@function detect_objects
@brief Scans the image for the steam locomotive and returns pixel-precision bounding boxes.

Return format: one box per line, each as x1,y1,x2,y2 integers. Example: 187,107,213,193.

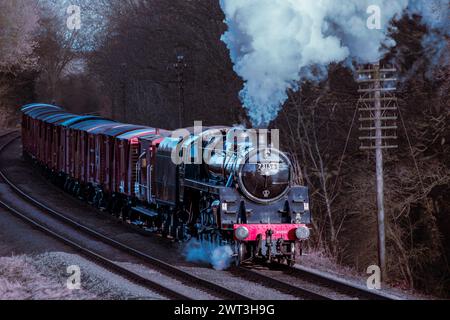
21,103,311,266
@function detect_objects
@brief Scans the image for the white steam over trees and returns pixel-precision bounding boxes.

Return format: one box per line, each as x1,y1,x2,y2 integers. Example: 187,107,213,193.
219,0,449,126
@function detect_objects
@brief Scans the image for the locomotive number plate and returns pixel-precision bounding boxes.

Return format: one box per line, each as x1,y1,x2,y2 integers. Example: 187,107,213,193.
257,163,279,175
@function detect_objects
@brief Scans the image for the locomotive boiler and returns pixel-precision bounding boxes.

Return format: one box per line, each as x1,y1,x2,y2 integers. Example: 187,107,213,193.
21,103,311,266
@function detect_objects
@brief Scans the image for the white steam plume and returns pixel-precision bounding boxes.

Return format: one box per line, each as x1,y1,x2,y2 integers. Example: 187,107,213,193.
407,0,450,69
183,240,234,270
220,0,449,126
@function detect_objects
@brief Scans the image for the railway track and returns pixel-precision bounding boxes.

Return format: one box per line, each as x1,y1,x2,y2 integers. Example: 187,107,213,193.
0,130,18,140
0,133,397,300
235,264,397,300
0,134,250,300
231,266,331,300
285,265,397,300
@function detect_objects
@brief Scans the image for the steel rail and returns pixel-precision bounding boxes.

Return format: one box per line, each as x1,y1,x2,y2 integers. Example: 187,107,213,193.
233,267,331,300
0,198,191,300
285,265,398,300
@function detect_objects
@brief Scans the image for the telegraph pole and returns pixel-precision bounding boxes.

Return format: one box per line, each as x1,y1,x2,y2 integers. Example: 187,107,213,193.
373,64,386,281
357,63,398,282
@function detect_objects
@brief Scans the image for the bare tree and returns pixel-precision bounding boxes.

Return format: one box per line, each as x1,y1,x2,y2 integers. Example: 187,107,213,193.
0,0,40,127
0,0,40,73
280,82,356,256
33,2,93,103
88,0,244,128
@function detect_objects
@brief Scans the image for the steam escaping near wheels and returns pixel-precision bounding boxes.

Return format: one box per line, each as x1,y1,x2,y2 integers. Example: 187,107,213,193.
183,240,234,271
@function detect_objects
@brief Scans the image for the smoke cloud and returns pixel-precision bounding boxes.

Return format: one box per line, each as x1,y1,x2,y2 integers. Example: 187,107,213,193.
220,0,449,126
183,240,234,270
406,0,450,69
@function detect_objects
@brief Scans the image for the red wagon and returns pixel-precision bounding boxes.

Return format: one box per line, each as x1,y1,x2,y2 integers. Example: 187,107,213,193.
22,105,61,159
112,128,157,197
95,125,146,194
58,116,103,177
67,119,116,183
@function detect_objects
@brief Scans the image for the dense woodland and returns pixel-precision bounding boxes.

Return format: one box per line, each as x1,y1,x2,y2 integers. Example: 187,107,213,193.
0,0,448,296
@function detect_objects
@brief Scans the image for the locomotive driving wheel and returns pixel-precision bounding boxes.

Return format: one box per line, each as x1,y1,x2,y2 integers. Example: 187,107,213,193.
234,242,247,266
287,242,296,267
